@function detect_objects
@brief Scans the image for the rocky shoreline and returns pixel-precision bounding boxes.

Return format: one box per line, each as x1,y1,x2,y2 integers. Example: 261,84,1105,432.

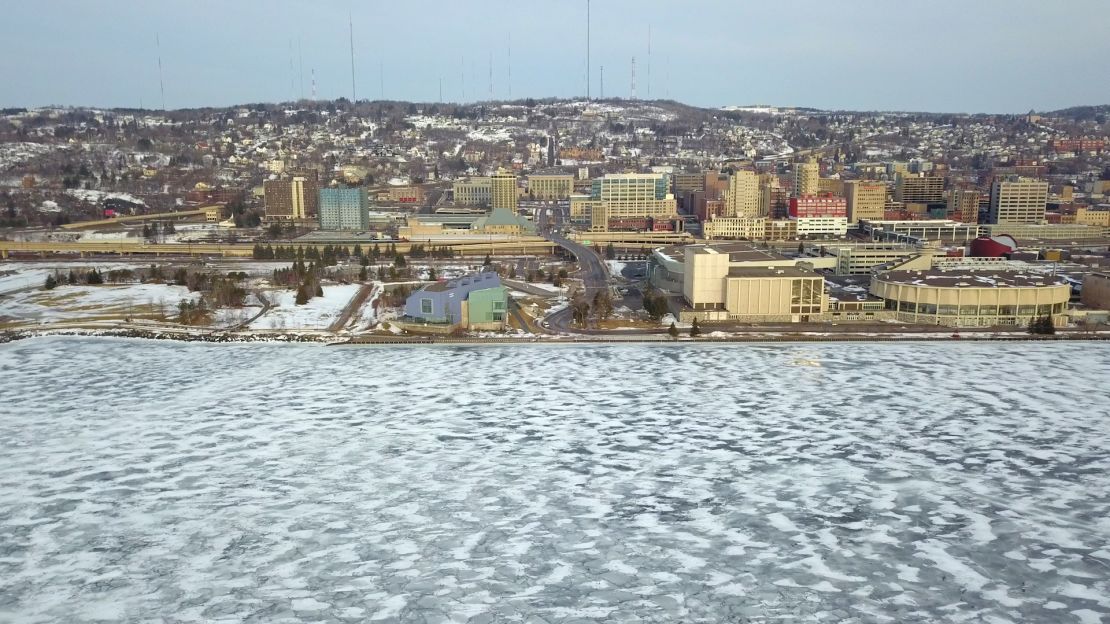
3,325,1108,346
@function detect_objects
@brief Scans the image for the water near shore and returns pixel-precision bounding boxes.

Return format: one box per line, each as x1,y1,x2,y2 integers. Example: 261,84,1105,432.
2,338,1109,622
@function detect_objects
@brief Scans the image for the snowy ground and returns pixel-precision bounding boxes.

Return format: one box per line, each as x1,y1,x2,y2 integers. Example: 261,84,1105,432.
249,283,361,330
0,340,1108,622
0,282,196,324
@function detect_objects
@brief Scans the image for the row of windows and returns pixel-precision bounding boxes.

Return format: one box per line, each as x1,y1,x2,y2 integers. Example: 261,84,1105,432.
883,300,1064,316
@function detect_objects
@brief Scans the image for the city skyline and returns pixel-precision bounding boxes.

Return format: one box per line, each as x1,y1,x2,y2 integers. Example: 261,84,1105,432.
1,0,1109,113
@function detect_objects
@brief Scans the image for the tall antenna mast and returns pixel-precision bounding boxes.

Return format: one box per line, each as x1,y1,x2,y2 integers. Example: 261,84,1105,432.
461,55,466,102
311,67,316,100
298,38,304,100
586,0,591,100
289,39,296,100
488,52,493,101
348,12,356,101
156,33,166,110
631,56,636,100
647,25,651,99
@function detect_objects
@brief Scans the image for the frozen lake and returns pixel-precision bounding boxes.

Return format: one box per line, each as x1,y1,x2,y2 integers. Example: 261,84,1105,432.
1,338,1109,623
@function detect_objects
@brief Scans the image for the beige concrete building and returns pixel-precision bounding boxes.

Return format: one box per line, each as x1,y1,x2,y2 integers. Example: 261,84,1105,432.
526,174,574,200
1081,272,1110,310
703,216,768,240
572,173,677,232
948,188,981,223
895,173,945,204
1075,206,1110,227
681,246,826,322
490,169,518,211
818,178,845,196
871,269,1070,327
453,177,492,206
844,181,887,223
989,176,1048,224
793,158,819,197
726,170,761,217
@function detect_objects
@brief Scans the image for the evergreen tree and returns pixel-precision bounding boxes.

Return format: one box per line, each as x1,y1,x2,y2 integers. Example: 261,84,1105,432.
295,284,309,305
668,322,679,338
44,274,57,290
690,317,701,337
359,266,368,281
483,254,492,267
428,267,437,281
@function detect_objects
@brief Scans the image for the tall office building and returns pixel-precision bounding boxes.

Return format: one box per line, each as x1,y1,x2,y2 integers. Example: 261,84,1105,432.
844,181,887,223
726,170,761,217
490,169,518,211
570,172,677,232
947,188,981,223
989,177,1048,224
264,173,319,221
318,187,370,230
895,173,944,204
793,158,819,197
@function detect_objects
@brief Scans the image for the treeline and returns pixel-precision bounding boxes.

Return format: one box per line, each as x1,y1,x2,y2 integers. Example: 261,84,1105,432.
251,243,456,263
272,261,324,306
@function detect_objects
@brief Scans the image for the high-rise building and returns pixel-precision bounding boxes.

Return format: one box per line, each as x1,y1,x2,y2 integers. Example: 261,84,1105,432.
264,174,319,221
570,172,677,232
989,177,1048,224
526,174,574,200
726,170,760,218
844,181,887,223
947,188,980,223
453,177,492,206
895,173,944,204
793,158,819,197
490,169,518,211
318,187,370,230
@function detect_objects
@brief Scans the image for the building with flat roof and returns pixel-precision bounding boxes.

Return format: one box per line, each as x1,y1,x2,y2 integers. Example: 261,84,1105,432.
682,245,826,322
793,158,819,197
649,241,834,294
844,181,887,223
895,173,945,204
871,268,1070,327
989,176,1048,224
861,219,982,243
726,170,761,217
948,188,981,223
264,175,319,222
453,177,492,206
490,169,518,211
526,174,574,200
318,187,370,231
571,172,678,232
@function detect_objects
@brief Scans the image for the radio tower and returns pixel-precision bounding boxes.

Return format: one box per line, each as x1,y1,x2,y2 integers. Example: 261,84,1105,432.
631,56,636,100
155,33,166,110
586,0,591,100
311,68,316,100
348,12,356,101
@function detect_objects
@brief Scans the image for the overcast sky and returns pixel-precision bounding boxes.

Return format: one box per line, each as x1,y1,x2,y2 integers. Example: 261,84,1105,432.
2,0,1108,113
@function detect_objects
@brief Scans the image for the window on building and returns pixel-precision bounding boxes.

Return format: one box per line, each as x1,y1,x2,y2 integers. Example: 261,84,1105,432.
492,301,505,311
420,298,433,315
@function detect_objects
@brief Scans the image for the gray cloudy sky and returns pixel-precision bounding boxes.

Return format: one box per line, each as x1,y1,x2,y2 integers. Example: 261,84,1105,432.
1,0,1107,113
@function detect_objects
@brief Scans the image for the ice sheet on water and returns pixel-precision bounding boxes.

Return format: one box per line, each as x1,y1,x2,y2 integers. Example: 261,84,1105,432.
0,339,1108,622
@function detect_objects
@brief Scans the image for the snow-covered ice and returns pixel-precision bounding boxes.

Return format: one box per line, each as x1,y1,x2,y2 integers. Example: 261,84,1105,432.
0,340,1108,622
